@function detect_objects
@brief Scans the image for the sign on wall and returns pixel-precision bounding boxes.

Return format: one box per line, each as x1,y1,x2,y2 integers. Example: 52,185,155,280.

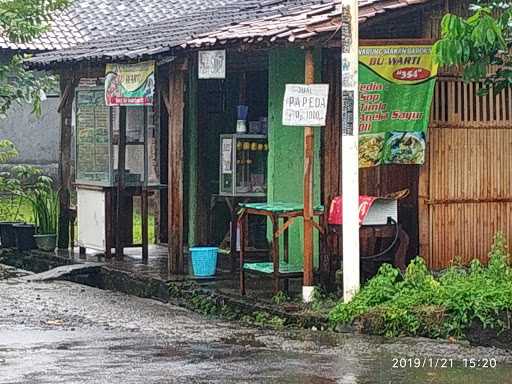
198,50,226,79
105,61,155,106
282,84,329,127
358,46,438,168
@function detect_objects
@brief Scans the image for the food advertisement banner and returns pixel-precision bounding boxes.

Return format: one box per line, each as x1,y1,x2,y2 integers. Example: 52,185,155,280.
358,46,438,168
105,61,155,106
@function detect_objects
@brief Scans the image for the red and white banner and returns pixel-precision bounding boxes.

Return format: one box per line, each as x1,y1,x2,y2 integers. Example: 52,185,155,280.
328,195,377,225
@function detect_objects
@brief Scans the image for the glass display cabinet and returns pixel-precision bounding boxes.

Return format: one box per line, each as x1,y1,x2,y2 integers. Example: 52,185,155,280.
219,134,268,197
74,86,162,259
75,88,161,187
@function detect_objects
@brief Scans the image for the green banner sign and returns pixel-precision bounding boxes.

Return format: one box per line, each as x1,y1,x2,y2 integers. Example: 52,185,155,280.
358,45,438,168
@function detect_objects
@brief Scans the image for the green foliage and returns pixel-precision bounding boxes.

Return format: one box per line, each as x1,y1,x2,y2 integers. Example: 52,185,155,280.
0,0,70,44
434,2,512,94
132,210,155,245
0,55,58,116
271,291,289,305
329,233,512,338
310,287,337,314
27,176,58,234
0,140,17,163
0,0,70,116
0,142,43,222
245,311,285,330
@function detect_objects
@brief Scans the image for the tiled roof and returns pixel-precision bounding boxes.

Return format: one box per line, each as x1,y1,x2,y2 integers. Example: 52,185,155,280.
184,3,340,48
27,0,434,68
184,0,433,48
0,0,237,51
358,0,433,23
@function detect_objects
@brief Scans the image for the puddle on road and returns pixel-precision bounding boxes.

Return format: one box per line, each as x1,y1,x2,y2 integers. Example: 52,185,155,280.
1,326,512,384
1,274,512,384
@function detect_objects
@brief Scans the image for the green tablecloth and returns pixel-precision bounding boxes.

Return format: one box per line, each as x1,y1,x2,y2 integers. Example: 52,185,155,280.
239,201,324,213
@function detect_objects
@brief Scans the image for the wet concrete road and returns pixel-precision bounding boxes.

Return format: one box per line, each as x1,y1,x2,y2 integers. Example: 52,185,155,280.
1,275,512,383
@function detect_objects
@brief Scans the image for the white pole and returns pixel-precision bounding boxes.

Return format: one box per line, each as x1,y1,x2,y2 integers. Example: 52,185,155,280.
341,0,360,302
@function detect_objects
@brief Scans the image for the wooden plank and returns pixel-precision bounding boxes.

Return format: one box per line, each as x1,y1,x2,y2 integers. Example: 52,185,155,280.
319,50,341,288
168,62,186,275
57,76,78,249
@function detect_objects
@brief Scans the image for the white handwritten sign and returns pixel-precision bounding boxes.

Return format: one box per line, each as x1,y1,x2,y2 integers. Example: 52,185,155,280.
198,50,226,79
282,84,329,126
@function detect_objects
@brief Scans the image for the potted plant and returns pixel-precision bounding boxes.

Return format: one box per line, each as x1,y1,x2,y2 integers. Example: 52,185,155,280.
28,177,58,252
0,142,36,247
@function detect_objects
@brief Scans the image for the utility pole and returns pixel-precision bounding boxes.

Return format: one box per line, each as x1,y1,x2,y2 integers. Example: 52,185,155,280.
303,49,315,303
341,0,360,302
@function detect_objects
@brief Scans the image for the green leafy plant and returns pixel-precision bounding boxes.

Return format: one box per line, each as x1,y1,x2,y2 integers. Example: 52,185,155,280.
0,0,70,116
0,142,42,222
0,140,17,163
434,2,512,94
271,291,289,305
329,232,512,338
27,176,58,235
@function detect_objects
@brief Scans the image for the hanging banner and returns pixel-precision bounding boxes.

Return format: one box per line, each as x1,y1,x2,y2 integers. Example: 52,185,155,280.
282,84,329,126
105,61,155,106
358,46,438,168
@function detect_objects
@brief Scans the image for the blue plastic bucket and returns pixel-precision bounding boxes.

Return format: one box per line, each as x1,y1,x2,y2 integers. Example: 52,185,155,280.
189,247,218,277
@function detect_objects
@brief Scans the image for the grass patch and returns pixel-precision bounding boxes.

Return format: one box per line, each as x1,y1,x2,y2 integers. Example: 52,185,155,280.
132,210,155,245
329,232,512,338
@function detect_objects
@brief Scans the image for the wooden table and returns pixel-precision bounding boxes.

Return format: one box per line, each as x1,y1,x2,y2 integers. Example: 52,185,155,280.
238,202,324,295
209,194,266,273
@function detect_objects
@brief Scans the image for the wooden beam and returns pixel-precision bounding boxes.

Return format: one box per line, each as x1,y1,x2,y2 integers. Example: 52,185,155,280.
303,49,315,299
57,76,78,250
161,87,171,115
168,62,186,275
115,106,127,259
360,38,436,46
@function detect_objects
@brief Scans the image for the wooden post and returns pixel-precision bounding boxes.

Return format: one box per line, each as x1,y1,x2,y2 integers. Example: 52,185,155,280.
418,134,431,263
57,76,77,250
303,49,315,303
142,106,149,263
115,106,127,259
168,61,186,275
141,190,149,263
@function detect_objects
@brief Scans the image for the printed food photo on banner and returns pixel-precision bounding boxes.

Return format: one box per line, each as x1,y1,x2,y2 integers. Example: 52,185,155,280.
359,133,385,167
385,131,426,165
358,45,438,168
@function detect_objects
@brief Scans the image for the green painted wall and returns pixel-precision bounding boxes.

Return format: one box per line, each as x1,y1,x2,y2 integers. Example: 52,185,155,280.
267,48,322,267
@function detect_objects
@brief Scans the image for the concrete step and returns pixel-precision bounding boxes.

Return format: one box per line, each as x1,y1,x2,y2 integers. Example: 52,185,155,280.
21,262,104,282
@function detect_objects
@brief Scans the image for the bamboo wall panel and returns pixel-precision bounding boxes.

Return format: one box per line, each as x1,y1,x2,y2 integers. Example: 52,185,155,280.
429,202,512,269
426,78,512,268
430,78,512,128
